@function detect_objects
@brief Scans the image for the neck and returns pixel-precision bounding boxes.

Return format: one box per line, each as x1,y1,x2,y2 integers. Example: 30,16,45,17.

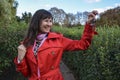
36,33,47,41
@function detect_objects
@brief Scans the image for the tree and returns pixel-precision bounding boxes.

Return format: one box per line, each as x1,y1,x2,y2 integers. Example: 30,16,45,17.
21,12,32,24
0,0,18,26
96,6,120,27
64,13,75,27
49,7,66,26
49,7,89,27
75,12,82,25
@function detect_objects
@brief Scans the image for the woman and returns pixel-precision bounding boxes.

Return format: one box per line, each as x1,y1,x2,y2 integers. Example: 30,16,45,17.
14,9,98,80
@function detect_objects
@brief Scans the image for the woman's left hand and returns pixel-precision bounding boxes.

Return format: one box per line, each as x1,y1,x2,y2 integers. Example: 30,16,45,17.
87,10,98,24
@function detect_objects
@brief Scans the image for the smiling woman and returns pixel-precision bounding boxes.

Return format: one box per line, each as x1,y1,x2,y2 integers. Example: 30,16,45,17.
14,9,98,80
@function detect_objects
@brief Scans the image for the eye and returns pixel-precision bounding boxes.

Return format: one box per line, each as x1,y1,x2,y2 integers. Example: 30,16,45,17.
49,19,53,22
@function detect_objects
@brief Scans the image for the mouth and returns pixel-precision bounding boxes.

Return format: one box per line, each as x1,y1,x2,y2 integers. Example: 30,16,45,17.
44,26,51,31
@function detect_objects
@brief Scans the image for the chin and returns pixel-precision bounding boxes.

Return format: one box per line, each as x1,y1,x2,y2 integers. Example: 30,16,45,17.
42,31,50,33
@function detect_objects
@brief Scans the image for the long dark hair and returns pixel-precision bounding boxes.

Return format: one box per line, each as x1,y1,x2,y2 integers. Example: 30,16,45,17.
23,9,53,47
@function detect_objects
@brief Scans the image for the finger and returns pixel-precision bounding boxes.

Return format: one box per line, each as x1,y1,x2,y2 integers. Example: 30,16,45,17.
88,13,95,18
18,45,26,49
92,10,98,15
18,45,26,52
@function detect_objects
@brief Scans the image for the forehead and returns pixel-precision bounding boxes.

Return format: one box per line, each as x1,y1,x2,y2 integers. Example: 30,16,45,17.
43,18,52,20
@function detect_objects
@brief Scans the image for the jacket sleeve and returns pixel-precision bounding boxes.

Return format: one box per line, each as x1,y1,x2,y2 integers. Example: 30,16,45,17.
62,23,98,51
14,56,30,77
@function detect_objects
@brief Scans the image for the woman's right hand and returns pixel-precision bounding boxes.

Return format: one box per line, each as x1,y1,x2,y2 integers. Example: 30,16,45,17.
17,44,26,61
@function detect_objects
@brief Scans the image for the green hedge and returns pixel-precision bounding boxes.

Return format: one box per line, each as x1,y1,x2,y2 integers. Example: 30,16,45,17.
0,22,27,75
0,24,120,80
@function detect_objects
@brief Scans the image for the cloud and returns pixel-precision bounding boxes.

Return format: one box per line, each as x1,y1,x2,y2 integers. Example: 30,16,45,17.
93,3,120,13
93,7,115,13
84,0,101,3
43,4,57,8
114,3,120,7
92,7,110,13
44,4,54,8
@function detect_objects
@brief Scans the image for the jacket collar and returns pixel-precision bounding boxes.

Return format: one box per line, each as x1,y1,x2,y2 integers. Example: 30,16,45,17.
47,32,63,39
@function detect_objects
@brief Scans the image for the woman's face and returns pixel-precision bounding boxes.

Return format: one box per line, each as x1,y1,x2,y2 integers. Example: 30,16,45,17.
40,18,53,33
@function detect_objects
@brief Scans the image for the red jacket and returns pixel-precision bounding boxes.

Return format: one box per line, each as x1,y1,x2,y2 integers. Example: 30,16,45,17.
14,23,97,80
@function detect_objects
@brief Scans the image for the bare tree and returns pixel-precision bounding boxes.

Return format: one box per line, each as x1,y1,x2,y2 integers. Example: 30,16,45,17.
49,7,66,26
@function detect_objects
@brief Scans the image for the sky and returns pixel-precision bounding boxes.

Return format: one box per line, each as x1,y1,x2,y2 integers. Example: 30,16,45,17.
16,0,120,17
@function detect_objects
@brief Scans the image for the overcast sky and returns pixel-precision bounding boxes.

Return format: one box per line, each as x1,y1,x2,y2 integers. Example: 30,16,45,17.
16,0,120,16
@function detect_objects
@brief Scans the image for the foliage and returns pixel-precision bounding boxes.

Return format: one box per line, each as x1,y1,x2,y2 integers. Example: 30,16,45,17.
16,12,32,24
0,0,18,26
52,26,83,39
96,6,120,27
0,22,27,75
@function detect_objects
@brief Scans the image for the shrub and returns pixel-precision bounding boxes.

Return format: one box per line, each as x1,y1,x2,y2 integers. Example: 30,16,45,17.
0,22,27,75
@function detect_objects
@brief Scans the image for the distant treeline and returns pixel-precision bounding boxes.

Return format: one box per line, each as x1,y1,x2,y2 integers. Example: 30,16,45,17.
0,0,120,27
